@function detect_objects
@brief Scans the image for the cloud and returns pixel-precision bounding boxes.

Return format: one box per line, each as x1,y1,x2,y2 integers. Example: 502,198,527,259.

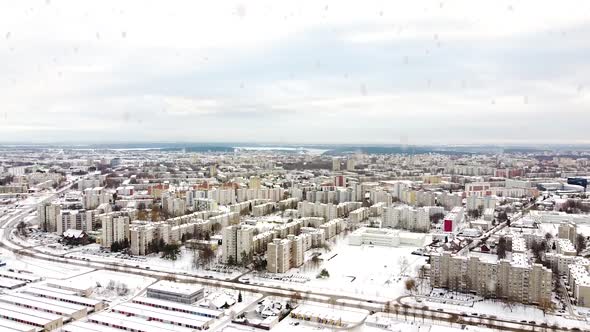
0,0,589,144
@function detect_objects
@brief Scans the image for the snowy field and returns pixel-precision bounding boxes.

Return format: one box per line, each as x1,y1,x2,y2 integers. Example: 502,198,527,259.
65,245,245,279
59,269,157,304
246,232,427,300
402,296,590,330
0,249,93,280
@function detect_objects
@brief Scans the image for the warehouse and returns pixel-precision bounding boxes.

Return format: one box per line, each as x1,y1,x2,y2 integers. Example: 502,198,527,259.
0,301,63,331
31,285,79,296
112,303,211,330
22,288,105,312
0,318,39,332
0,277,27,290
88,312,197,332
146,280,204,304
63,320,130,332
0,294,87,320
0,270,42,283
46,280,93,297
9,292,87,318
132,296,223,319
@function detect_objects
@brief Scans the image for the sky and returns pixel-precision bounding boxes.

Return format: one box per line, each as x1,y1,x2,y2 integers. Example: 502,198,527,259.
0,0,589,145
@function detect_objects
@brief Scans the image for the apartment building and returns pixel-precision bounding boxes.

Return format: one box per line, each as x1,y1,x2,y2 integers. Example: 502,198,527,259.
101,216,130,248
319,218,346,239
83,187,111,210
267,238,291,273
567,264,590,307
129,223,170,256
443,207,465,233
558,222,577,244
59,210,93,235
431,252,552,305
38,203,61,232
221,225,254,264
297,201,337,221
439,192,463,210
266,235,306,273
466,195,498,212
349,207,370,223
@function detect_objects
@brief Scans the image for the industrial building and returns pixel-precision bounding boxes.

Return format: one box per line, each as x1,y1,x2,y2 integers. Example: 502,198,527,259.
146,280,204,304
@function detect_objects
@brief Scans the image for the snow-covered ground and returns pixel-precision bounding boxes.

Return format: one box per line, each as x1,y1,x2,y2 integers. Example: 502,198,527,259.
60,269,157,304
65,245,245,280
0,250,93,280
402,295,590,330
246,232,427,300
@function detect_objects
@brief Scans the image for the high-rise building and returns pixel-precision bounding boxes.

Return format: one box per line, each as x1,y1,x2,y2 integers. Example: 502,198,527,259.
101,216,130,248
222,225,254,264
332,158,341,171
431,252,552,305
346,159,356,171
38,203,61,232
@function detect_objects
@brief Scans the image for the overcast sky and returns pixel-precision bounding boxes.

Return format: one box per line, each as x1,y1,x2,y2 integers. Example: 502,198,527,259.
1,0,589,145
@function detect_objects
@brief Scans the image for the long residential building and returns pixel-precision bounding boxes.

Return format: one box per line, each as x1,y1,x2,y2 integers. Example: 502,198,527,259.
431,252,552,305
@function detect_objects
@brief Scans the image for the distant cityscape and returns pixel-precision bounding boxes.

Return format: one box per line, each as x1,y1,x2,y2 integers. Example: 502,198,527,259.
0,144,589,331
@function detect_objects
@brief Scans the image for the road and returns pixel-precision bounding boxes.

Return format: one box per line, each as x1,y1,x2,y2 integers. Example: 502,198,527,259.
0,193,582,331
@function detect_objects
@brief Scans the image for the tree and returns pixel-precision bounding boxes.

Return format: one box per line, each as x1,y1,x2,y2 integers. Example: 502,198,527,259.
227,255,235,266
317,268,330,279
240,250,252,267
199,246,216,267
161,243,181,260
16,221,27,236
539,298,553,316
531,239,548,264
497,236,507,259
497,211,508,223
576,234,586,255
405,278,417,294
237,291,243,303
398,256,409,276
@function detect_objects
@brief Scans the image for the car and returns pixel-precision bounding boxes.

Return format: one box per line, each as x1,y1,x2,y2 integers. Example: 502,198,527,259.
528,321,535,324
437,309,443,312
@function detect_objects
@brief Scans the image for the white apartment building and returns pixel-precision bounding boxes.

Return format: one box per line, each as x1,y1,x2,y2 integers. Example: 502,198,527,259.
346,159,356,171
567,264,590,307
466,195,498,212
222,225,254,264
252,203,276,217
267,238,291,273
297,201,337,221
443,207,465,233
439,192,463,210
416,191,436,207
556,239,577,256
59,210,93,235
101,216,130,248
349,207,370,223
319,218,346,239
266,235,307,273
431,252,552,305
38,203,61,233
83,187,111,210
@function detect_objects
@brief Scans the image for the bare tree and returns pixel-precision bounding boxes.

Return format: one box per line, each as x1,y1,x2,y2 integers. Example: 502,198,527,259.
398,256,409,277
405,278,417,294
497,236,508,259
576,234,586,255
